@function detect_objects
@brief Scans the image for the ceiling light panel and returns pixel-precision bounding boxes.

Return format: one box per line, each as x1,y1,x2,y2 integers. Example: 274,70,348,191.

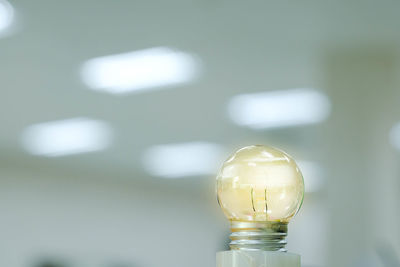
228,88,331,129
142,142,224,178
389,122,400,151
0,0,14,34
298,161,325,193
21,118,113,157
81,47,200,94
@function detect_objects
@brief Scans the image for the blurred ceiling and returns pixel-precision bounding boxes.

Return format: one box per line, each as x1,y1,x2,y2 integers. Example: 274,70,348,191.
1,0,400,178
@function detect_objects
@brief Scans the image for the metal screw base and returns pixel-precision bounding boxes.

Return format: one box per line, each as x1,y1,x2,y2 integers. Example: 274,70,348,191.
229,221,288,252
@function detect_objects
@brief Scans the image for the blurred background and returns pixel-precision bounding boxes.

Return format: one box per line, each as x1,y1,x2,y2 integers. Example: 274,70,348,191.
1,1,400,266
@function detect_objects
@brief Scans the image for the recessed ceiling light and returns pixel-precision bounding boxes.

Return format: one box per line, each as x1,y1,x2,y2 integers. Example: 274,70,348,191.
389,122,400,150
81,47,200,94
228,88,331,129
21,118,113,157
142,142,225,178
297,161,325,193
0,0,14,34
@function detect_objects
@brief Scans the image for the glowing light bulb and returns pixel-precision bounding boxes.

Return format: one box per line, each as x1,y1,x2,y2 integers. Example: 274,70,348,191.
216,145,304,251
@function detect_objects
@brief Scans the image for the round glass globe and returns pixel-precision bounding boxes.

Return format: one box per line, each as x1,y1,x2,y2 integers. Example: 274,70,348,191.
217,145,304,223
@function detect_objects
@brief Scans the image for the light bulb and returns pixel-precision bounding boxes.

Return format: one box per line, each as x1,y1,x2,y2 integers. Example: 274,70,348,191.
216,145,304,251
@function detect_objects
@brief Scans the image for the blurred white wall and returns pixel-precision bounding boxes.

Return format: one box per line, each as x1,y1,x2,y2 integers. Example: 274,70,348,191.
0,166,226,267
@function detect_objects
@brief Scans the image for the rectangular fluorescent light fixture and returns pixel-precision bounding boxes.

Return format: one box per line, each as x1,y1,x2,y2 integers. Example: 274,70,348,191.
297,161,325,193
81,47,200,94
0,0,13,34
142,142,225,178
21,118,112,157
228,88,331,129
390,122,400,150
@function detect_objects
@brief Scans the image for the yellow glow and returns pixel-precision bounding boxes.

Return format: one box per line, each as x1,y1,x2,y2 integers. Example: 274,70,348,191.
217,145,304,222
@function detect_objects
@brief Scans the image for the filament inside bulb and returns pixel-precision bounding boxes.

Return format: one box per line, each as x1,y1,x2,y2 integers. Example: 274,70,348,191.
217,145,304,223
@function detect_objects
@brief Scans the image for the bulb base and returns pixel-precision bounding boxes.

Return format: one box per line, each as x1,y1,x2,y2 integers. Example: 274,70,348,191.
229,221,288,252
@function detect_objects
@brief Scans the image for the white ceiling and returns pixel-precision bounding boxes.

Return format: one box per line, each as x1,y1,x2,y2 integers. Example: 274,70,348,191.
1,0,400,178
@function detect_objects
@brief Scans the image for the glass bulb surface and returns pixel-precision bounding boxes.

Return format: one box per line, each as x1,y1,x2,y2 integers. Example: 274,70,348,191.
217,145,304,223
